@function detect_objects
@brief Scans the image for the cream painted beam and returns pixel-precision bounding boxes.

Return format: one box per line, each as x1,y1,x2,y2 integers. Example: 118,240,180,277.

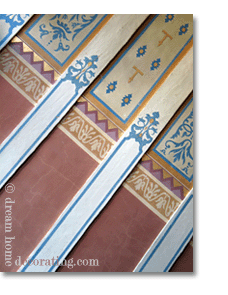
18,47,193,272
0,14,33,50
0,14,148,188
134,189,193,272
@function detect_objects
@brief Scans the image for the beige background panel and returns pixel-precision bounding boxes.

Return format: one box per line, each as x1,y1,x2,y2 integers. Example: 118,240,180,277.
124,164,181,222
92,14,193,122
59,106,114,162
0,46,50,105
147,93,193,190
18,14,113,73
84,14,193,131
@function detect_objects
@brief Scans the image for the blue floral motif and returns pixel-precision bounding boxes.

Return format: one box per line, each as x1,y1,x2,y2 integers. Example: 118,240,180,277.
121,94,132,107
0,14,30,35
39,14,98,52
106,81,117,93
171,109,193,140
160,108,193,175
182,162,193,175
127,112,160,151
63,55,98,94
136,45,147,57
179,24,189,35
162,138,193,166
165,14,174,22
150,58,161,71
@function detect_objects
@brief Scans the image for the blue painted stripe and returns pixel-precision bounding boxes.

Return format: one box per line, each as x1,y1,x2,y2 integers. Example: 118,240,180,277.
138,193,193,272
0,15,32,48
0,23,24,47
90,14,193,123
163,227,193,272
0,34,13,48
0,14,108,186
153,97,193,182
0,80,62,154
25,15,108,67
48,146,142,272
20,137,142,272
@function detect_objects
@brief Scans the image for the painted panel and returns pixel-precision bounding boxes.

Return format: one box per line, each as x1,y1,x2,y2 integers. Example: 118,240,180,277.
153,98,193,182
0,15,193,273
0,14,32,50
24,15,107,66
90,14,193,124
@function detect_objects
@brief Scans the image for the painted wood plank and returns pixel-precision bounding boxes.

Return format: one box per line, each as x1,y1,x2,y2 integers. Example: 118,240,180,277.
0,14,33,50
133,189,193,272
0,14,148,189
17,47,193,272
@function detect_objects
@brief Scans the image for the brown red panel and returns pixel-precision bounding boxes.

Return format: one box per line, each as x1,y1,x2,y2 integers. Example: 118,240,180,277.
0,76,33,144
170,242,193,272
57,186,165,272
0,127,98,272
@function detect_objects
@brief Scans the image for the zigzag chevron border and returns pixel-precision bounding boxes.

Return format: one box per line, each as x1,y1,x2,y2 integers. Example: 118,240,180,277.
140,155,190,200
9,36,60,84
76,97,123,141
74,98,190,201
17,47,193,272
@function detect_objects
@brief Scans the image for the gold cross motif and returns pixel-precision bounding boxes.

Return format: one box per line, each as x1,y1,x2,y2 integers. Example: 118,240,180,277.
128,66,144,83
158,30,173,47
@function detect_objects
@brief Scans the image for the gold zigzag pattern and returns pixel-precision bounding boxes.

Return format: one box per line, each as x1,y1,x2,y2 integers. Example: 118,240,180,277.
141,154,189,197
77,97,123,139
11,36,60,81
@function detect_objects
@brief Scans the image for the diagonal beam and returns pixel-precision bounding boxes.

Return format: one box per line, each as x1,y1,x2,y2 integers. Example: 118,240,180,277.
18,47,193,272
0,14,33,50
0,14,148,188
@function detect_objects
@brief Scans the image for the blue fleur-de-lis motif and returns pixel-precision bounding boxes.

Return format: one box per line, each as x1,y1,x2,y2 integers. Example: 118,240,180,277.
179,24,189,35
106,81,117,93
127,112,160,151
121,94,132,107
165,14,174,22
136,45,147,57
63,55,98,94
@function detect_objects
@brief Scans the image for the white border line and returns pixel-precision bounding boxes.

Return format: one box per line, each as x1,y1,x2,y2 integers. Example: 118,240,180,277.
133,188,193,272
17,47,193,272
0,14,148,189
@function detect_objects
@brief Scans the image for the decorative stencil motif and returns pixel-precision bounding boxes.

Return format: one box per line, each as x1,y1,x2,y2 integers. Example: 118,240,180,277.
0,14,30,32
63,55,98,94
25,14,107,66
60,107,112,161
179,24,189,35
0,14,30,47
165,14,174,22
106,81,117,93
127,112,160,151
126,168,180,220
90,14,193,123
136,45,147,57
150,58,161,71
154,98,193,182
121,94,132,107
0,48,49,103
39,15,98,52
